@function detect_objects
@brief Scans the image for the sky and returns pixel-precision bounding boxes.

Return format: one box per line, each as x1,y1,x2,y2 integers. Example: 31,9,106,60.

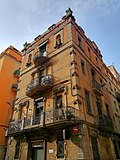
0,0,120,72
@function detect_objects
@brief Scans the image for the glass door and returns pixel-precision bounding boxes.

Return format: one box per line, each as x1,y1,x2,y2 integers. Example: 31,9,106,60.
34,98,43,125
32,147,44,160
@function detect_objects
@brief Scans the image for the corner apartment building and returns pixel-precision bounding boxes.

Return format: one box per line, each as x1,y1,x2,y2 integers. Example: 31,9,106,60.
7,9,119,160
0,46,21,160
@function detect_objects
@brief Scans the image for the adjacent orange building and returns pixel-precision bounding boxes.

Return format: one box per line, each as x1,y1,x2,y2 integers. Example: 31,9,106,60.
0,45,21,159
6,9,120,160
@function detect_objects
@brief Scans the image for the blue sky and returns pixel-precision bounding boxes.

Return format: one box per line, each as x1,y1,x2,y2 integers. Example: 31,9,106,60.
0,0,120,72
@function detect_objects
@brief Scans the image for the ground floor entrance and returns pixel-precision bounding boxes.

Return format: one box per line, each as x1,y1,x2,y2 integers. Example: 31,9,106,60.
32,147,44,160
31,141,45,160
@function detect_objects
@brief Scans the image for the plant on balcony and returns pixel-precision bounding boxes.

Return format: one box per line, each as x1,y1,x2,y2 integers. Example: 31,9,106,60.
66,109,74,120
54,108,65,121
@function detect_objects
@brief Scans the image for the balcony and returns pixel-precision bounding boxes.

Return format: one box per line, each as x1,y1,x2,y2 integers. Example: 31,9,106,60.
8,106,79,135
98,114,113,131
24,113,44,129
116,92,120,102
8,119,24,134
33,51,49,66
11,83,18,92
92,80,103,96
26,75,54,97
45,106,79,127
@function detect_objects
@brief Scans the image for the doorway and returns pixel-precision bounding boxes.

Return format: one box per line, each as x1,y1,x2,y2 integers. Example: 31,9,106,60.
32,146,44,160
34,97,44,125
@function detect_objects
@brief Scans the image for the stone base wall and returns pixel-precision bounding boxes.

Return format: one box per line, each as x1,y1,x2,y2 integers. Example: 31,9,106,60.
0,145,6,160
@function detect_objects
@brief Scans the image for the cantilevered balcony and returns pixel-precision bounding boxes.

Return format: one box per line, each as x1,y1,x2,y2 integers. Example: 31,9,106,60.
8,119,24,134
116,92,120,102
26,75,54,97
8,114,44,135
24,113,44,129
45,106,79,127
11,83,18,92
8,106,79,135
98,114,113,131
33,51,49,66
92,80,103,96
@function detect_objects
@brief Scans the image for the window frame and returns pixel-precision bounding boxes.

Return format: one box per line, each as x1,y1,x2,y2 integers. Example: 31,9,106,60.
84,89,92,113
56,139,65,159
78,35,83,50
81,60,85,75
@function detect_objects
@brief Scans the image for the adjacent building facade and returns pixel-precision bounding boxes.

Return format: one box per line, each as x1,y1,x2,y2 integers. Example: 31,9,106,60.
0,46,21,159
6,9,120,160
107,65,120,159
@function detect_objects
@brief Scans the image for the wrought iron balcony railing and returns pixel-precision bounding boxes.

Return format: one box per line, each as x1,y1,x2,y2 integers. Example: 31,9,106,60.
24,113,44,128
8,106,79,134
45,106,79,125
8,119,24,134
92,80,102,96
33,51,49,66
26,75,53,97
98,114,113,130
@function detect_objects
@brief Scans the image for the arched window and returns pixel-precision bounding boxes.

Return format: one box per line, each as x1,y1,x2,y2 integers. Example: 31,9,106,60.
55,34,62,49
28,54,32,63
26,54,32,67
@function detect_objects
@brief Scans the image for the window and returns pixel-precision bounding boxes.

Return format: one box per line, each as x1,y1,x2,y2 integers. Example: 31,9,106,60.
96,57,99,67
105,104,110,117
26,54,32,67
88,47,91,59
114,101,118,112
85,90,92,113
34,97,44,125
55,34,62,49
113,141,120,159
78,36,83,49
100,79,102,85
54,94,65,121
91,137,100,160
56,95,62,109
109,82,113,91
39,44,47,56
91,69,95,81
57,140,64,158
81,60,85,75
14,140,20,159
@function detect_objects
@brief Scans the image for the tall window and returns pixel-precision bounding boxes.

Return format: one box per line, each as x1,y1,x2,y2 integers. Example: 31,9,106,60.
81,60,85,75
39,43,47,56
56,95,62,109
55,34,62,49
56,140,64,158
114,101,118,112
34,97,44,125
91,69,95,81
88,47,91,59
96,57,99,67
105,104,110,117
14,140,20,159
109,82,113,91
78,36,83,49
85,90,92,113
26,54,32,67
91,137,100,160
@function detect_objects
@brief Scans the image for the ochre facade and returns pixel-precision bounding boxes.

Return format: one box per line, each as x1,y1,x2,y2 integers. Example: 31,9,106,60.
0,46,21,160
6,9,120,160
